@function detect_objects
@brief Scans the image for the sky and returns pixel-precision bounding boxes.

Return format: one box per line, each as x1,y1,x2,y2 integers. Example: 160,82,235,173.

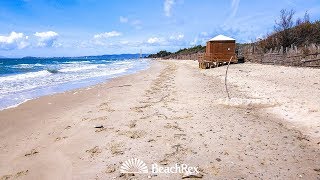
0,0,319,57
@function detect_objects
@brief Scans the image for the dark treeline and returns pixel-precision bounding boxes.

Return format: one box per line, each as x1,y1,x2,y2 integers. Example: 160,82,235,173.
147,45,205,58
147,50,172,58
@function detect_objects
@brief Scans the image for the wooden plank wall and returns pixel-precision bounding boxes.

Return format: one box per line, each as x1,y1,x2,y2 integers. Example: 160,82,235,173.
242,44,320,67
205,41,236,61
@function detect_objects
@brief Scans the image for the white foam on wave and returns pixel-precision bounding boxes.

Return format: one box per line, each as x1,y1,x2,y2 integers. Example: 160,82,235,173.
63,60,91,64
0,59,150,110
110,60,135,66
100,60,113,63
11,63,44,69
59,64,100,72
0,60,139,94
0,98,31,110
0,70,50,83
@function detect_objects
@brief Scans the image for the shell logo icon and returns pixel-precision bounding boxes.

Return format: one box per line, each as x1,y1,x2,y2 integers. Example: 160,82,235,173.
120,158,148,174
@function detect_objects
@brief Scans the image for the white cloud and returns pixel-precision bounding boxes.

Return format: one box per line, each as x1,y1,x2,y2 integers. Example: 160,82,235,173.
90,31,122,48
147,37,163,44
84,33,185,49
164,0,175,17
230,0,240,18
200,32,208,36
222,12,274,43
190,32,211,46
131,20,141,26
221,0,275,42
94,31,122,39
120,40,129,45
34,31,59,47
131,20,142,29
120,16,142,29
120,16,128,23
0,32,29,50
285,0,297,6
169,34,184,41
34,31,58,39
147,34,185,46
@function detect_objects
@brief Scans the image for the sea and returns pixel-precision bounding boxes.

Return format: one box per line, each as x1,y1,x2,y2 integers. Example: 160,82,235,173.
0,55,150,110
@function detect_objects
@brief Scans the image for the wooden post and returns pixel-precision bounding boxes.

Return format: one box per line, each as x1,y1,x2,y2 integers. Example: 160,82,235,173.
225,56,233,99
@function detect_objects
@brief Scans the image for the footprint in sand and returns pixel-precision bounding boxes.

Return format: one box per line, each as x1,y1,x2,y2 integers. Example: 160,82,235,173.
164,122,183,131
105,164,117,174
95,127,107,132
128,120,137,128
55,136,68,142
24,149,39,157
132,104,151,113
98,102,115,112
90,116,108,121
86,146,102,157
81,117,90,121
174,133,187,140
118,130,145,139
217,97,279,109
109,142,125,155
1,170,29,180
159,158,170,165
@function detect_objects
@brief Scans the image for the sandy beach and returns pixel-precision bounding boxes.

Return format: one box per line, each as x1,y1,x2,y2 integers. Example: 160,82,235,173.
0,60,319,179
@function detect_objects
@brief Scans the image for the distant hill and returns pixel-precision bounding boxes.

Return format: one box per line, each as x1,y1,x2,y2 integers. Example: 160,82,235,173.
19,54,149,60
78,54,149,60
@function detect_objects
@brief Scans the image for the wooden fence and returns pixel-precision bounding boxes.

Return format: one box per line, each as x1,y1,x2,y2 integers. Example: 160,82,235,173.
242,44,320,68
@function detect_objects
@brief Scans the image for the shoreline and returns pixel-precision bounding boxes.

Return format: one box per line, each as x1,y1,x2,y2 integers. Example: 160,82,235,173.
0,60,319,179
0,60,151,111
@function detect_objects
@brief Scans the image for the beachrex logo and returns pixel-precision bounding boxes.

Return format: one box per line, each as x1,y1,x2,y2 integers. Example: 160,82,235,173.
151,163,199,174
120,158,199,175
120,158,148,174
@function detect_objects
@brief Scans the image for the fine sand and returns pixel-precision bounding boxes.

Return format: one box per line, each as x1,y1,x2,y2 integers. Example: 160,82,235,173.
0,60,319,179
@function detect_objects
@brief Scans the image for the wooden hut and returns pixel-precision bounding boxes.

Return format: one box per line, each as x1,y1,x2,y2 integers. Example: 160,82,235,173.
198,35,237,69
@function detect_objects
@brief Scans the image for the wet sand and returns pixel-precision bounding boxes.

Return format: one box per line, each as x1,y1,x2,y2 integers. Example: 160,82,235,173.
0,60,319,179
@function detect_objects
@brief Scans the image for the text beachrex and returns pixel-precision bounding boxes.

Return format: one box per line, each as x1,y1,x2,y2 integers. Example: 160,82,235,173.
120,158,199,175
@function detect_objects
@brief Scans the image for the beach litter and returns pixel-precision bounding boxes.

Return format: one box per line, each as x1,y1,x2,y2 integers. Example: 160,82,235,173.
94,125,107,132
94,125,104,128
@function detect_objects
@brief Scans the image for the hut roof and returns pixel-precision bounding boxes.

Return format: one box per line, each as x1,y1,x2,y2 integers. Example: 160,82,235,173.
208,35,235,41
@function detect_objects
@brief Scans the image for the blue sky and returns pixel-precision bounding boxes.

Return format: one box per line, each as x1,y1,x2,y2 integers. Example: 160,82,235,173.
0,0,319,57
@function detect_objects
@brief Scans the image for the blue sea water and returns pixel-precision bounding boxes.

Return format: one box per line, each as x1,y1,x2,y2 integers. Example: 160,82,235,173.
0,56,150,110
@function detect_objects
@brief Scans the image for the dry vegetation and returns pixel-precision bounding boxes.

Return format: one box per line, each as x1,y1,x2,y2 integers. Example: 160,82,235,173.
258,9,320,52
